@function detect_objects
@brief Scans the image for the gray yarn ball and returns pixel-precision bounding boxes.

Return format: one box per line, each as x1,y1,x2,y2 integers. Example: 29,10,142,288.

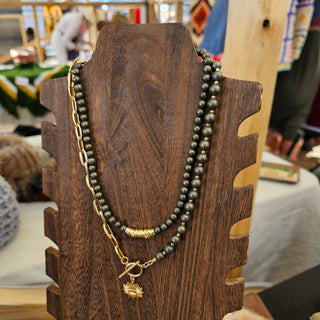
0,175,19,249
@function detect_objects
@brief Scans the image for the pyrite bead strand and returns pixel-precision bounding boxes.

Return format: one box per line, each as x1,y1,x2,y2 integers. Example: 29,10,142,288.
156,48,222,261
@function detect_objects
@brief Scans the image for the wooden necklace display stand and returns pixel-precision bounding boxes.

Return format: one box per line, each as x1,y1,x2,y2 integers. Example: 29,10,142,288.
40,24,261,320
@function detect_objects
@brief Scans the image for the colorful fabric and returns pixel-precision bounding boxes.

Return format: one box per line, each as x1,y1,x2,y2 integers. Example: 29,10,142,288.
0,62,69,118
200,0,228,55
278,0,314,71
190,0,216,46
310,0,320,29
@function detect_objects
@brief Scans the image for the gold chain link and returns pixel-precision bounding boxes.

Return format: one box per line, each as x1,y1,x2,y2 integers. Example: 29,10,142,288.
68,60,156,274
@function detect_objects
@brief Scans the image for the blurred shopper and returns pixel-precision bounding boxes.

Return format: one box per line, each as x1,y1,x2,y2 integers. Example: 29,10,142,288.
51,10,90,64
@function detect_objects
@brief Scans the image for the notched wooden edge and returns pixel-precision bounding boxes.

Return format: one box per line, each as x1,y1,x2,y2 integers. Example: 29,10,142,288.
237,81,262,125
42,121,57,159
224,278,245,314
230,186,254,225
44,207,60,246
40,78,66,117
46,247,60,286
42,168,58,202
226,235,249,273
47,284,62,319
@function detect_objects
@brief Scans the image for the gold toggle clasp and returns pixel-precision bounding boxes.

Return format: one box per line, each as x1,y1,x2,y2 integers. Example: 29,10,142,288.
119,261,143,279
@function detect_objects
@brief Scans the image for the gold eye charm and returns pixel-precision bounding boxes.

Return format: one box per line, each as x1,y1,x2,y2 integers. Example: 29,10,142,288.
123,281,144,298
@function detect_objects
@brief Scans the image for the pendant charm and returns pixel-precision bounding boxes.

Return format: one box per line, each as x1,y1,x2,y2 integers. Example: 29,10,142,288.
123,277,144,298
119,261,144,298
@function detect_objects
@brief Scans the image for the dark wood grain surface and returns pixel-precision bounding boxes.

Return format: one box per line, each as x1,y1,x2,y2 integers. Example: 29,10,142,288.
40,23,261,320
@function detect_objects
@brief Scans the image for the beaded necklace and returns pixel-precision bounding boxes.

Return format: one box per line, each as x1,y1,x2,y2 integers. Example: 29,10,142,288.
67,48,222,298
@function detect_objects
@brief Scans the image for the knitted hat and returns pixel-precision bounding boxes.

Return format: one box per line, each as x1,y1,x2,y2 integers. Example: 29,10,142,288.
0,175,19,249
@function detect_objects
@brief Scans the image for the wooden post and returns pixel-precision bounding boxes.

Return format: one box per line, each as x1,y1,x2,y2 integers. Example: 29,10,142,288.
222,0,290,278
41,24,261,319
31,5,44,63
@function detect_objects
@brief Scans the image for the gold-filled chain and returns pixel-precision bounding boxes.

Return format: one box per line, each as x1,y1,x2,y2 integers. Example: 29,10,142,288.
67,59,157,275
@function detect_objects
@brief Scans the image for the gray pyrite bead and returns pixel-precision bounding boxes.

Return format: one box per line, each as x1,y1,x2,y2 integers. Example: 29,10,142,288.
194,117,202,125
89,165,97,172
193,126,201,133
197,154,208,163
98,198,106,205
170,214,178,221
80,121,89,128
186,157,193,165
199,140,210,150
84,143,92,151
196,109,204,117
192,134,200,141
182,179,189,186
104,211,112,218
177,201,184,208
185,165,192,172
181,214,191,223
183,172,190,179
173,207,180,214
95,192,102,199
188,190,199,200
200,92,207,99
209,84,220,95
114,221,121,228
198,100,206,108
194,166,204,176
188,149,196,157
75,92,83,99
120,225,127,232
164,245,174,254
190,142,198,149
86,150,94,158
202,127,213,137
184,203,194,212
79,114,88,121
212,71,223,81
74,84,83,92
179,194,186,201
82,128,90,136
101,205,109,211
154,226,161,234
78,107,87,114
166,219,173,226
83,136,91,144
201,83,209,91
160,223,167,231
203,65,212,74
87,158,96,165
202,74,210,82
191,179,201,188
156,252,165,261
181,187,188,194
177,225,187,234
171,235,180,245
207,99,218,110
77,99,85,106
204,113,215,124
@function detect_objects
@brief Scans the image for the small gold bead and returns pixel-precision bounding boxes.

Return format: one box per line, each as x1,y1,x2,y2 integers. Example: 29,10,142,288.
193,188,198,191
204,137,209,141
195,175,200,179
210,110,215,114
181,222,186,226
211,95,216,99
188,200,193,203
177,233,181,237
170,243,175,247
186,211,191,215
199,163,203,167
214,81,219,84
205,123,211,127
201,151,206,154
